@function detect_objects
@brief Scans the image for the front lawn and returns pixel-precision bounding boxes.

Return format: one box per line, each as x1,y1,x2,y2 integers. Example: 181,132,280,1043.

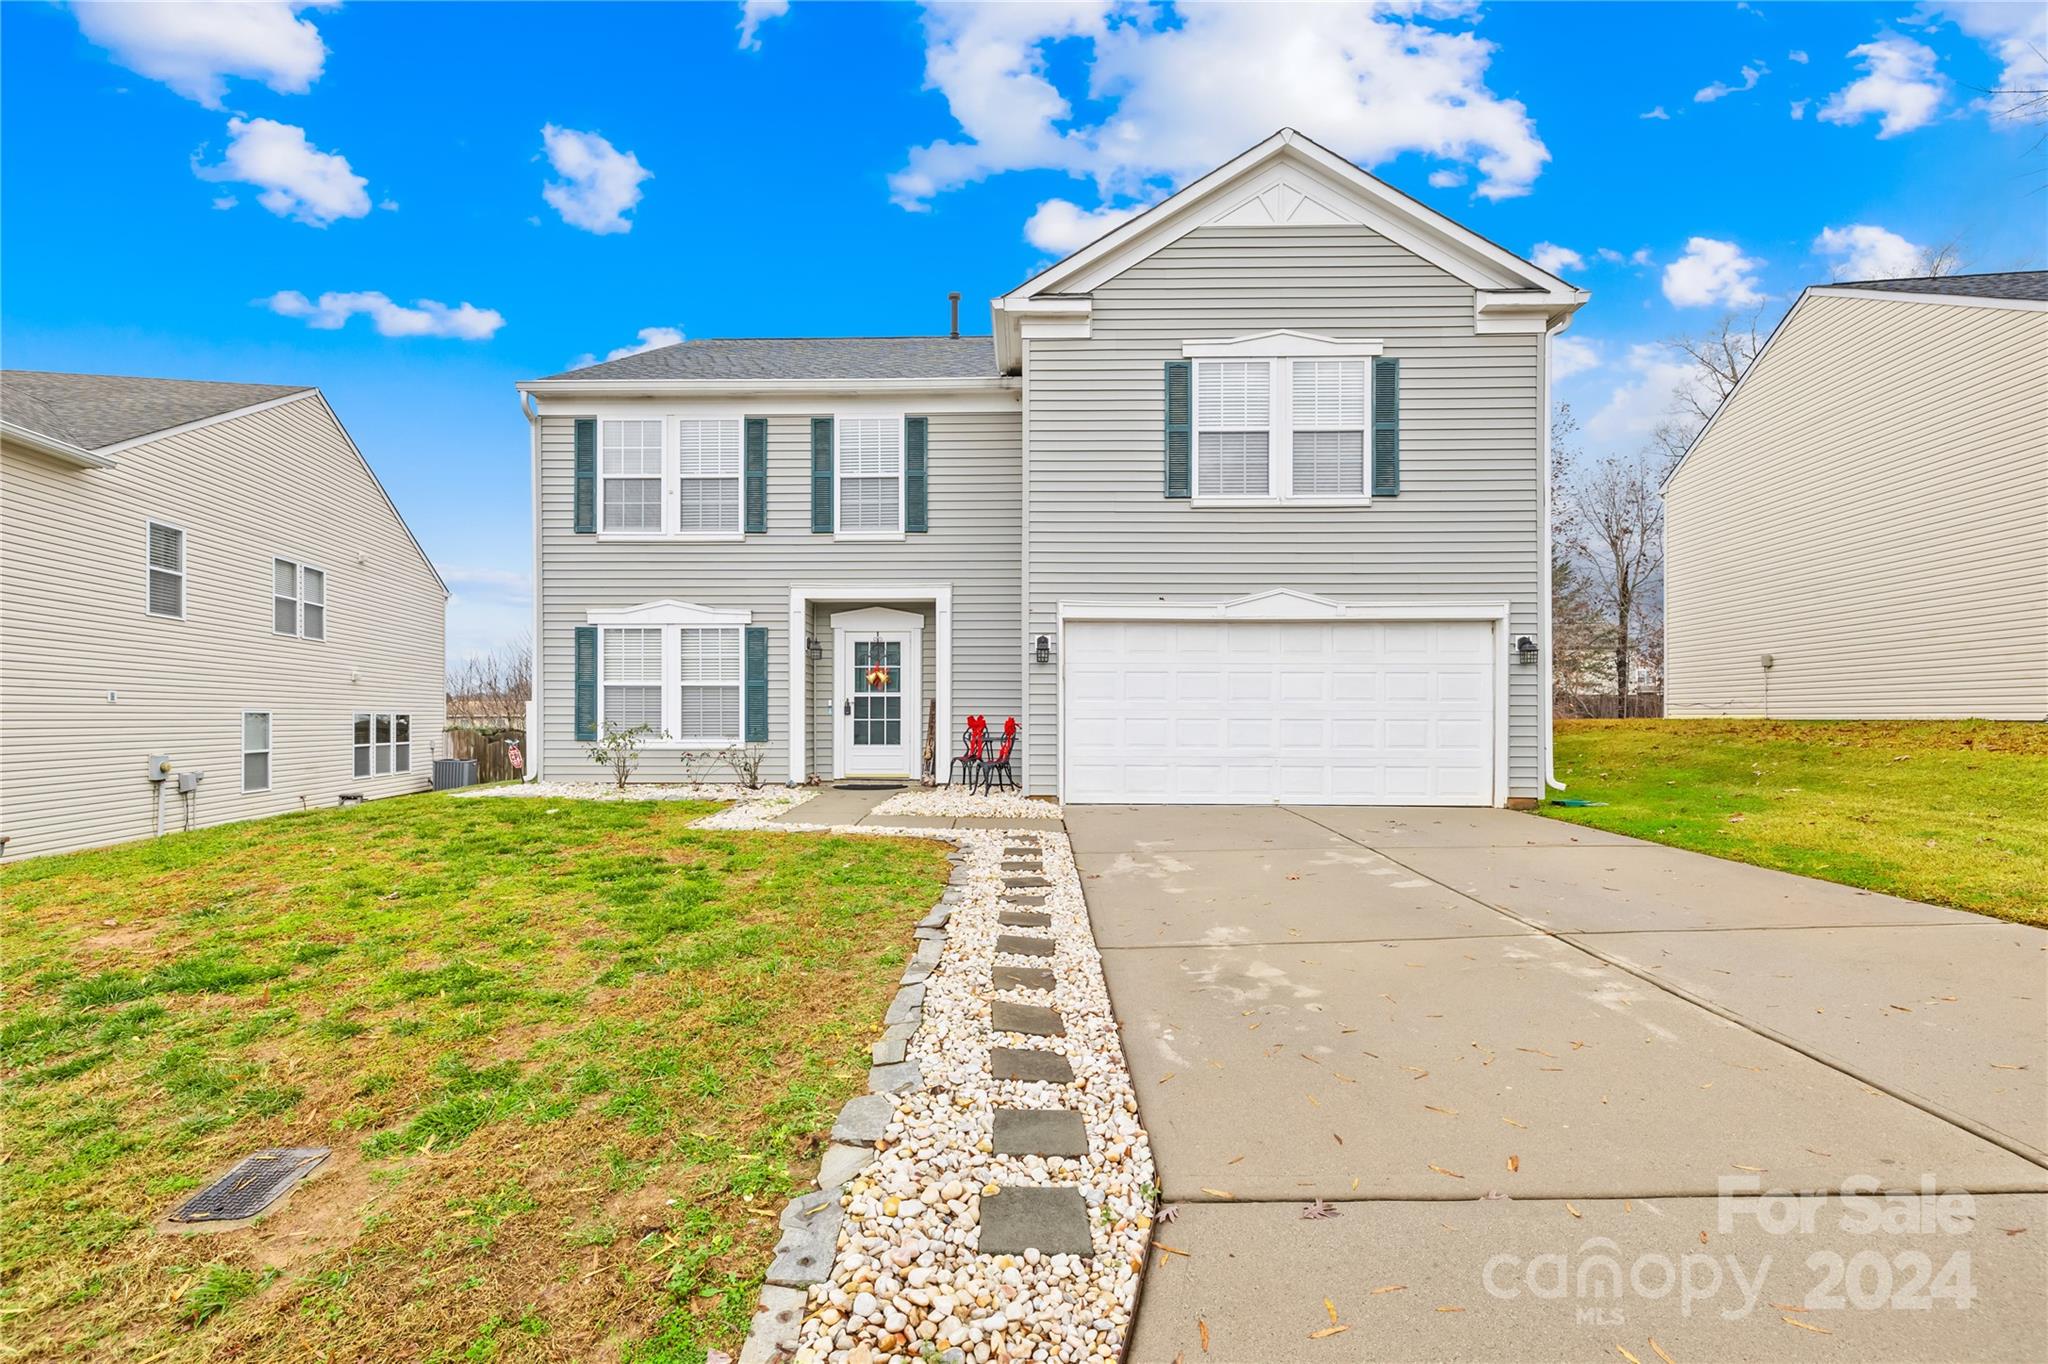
1543,719,2047,925
0,794,950,1361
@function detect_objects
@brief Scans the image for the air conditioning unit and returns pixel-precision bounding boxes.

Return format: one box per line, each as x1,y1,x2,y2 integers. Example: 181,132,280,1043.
432,758,478,791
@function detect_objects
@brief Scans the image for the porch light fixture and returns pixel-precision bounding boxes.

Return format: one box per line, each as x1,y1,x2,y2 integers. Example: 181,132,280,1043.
805,634,823,662
1516,635,1538,662
1034,634,1051,665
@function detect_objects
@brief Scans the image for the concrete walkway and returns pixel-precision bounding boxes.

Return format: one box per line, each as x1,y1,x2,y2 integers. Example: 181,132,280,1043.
1072,804,2048,1363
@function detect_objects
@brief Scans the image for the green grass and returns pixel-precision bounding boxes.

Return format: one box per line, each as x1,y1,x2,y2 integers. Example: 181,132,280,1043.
0,793,951,1362
1543,719,2048,925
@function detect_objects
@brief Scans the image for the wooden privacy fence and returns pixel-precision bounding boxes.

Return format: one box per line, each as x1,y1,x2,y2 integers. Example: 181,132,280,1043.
445,727,526,784
1557,692,1666,719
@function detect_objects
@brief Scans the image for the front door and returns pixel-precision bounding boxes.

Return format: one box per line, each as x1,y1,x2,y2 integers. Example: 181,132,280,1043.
838,630,917,777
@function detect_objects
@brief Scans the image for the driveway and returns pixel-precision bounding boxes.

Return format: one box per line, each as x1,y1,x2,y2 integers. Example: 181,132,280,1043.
1073,805,2048,1363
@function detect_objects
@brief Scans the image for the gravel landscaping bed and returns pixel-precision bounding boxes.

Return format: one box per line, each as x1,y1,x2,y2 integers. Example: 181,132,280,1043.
458,780,814,810
700,799,1152,1364
868,787,1063,820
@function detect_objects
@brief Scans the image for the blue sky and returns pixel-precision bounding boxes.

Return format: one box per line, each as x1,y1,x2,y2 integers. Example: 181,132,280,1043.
4,1,2044,660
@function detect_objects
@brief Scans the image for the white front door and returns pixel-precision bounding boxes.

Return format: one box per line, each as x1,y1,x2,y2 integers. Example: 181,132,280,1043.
833,610,923,777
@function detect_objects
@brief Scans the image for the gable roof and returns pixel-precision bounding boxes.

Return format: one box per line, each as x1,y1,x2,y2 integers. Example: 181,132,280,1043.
1826,270,2048,303
539,335,1000,383
992,127,1587,370
2,371,312,452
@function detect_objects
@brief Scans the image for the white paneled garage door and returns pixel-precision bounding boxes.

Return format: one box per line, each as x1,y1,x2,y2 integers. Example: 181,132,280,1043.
1063,619,1496,805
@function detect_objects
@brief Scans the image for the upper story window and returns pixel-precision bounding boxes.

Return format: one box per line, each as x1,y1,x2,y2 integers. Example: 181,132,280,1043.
837,417,903,536
273,558,326,639
677,419,742,534
600,419,664,533
146,521,185,619
1187,337,1376,504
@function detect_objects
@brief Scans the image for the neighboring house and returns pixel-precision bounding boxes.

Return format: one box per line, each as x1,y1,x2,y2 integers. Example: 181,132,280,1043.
1665,272,2048,721
518,129,1586,806
1,372,448,859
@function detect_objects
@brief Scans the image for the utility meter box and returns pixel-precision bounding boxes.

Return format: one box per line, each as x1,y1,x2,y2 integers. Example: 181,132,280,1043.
177,771,205,794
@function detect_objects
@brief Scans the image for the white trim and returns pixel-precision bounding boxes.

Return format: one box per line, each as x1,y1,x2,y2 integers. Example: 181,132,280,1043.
586,599,753,628
271,555,327,640
523,391,543,780
832,618,924,778
787,583,952,786
521,377,1018,404
1,420,116,468
831,413,908,540
240,709,272,794
596,415,666,536
144,518,186,620
351,709,414,779
1182,329,1383,359
592,617,748,748
1808,284,2048,313
1054,592,1511,807
1539,319,1562,793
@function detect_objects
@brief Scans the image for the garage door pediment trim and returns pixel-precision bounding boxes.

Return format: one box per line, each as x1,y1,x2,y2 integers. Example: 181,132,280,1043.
1059,590,1510,624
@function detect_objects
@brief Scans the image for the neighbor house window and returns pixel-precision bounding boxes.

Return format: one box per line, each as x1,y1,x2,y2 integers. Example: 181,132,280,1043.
146,521,185,618
273,559,325,638
1289,360,1367,498
677,627,742,742
600,419,663,532
1194,360,1271,497
600,627,663,733
676,419,742,534
353,712,410,777
242,712,271,792
837,417,903,534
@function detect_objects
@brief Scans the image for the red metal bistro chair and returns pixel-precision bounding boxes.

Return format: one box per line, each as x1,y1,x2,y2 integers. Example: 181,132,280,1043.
947,714,987,787
981,717,1019,794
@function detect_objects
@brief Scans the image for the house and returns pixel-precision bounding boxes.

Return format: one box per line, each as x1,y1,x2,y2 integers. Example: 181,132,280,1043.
516,129,1586,806
1664,272,2048,720
1,371,448,859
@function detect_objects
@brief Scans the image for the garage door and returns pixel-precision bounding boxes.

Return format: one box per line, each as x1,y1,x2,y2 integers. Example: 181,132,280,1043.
1062,619,1495,805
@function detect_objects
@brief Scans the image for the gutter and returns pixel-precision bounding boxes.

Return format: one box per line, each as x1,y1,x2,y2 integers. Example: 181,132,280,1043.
1,420,116,468
1540,318,1564,794
521,391,543,783
515,376,1018,400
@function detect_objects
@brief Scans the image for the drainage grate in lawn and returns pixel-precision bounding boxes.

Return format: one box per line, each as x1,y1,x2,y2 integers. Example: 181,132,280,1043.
169,1147,330,1223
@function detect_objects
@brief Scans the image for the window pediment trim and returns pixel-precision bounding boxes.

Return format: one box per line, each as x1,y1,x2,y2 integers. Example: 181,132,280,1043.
587,599,752,628
1183,330,1383,359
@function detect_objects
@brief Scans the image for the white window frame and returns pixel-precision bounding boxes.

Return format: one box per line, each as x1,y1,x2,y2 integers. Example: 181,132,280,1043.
272,557,326,639
588,600,754,748
832,414,907,542
598,417,666,538
351,711,411,778
145,520,186,620
241,710,272,793
674,416,745,542
1183,332,1381,507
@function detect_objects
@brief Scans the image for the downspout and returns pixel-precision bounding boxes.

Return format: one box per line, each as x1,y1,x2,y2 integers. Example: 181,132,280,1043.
1540,318,1564,793
521,390,543,782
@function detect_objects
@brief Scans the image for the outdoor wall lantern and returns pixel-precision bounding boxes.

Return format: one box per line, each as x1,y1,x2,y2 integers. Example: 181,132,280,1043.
1034,634,1051,665
1516,635,1539,663
805,634,823,662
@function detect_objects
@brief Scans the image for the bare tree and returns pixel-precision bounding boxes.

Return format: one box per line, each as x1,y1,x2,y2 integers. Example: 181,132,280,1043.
1916,235,1968,278
1560,453,1665,713
447,635,533,730
1548,404,1614,711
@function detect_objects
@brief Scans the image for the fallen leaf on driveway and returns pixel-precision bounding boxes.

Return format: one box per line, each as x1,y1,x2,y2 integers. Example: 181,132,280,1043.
1732,1164,1766,1173
1990,1063,2027,1071
1200,1188,1236,1199
1301,1199,1341,1220
1428,1164,1465,1179
1566,1202,1583,1218
1309,1325,1350,1339
1425,1105,1457,1116
1782,1318,1831,1335
1158,1073,1176,1085
1507,1155,1520,1173
1371,1285,1406,1294
1199,1318,1211,1352
1435,1305,1464,1313
1324,1298,1340,1325
1616,1347,1643,1364
1502,1116,1527,1128
1648,1338,1678,1364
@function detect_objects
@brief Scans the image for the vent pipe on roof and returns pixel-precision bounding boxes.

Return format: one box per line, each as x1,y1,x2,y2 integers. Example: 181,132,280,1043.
947,292,961,339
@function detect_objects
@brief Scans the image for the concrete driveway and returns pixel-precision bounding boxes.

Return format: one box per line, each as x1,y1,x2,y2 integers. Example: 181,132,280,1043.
1073,805,2048,1363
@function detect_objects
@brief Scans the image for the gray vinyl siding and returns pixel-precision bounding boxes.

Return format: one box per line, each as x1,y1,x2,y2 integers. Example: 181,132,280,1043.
534,408,1022,784
0,398,447,860
1022,224,1545,798
1665,292,2048,719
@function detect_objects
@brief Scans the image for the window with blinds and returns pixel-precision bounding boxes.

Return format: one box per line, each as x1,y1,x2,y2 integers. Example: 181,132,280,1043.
353,711,411,776
676,419,742,534
838,417,903,533
242,711,271,792
600,627,663,733
1290,359,1367,497
678,626,742,741
1195,360,1271,496
147,521,185,618
601,419,663,532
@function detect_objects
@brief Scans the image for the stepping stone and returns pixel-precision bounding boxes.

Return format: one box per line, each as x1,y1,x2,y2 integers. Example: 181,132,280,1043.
993,965,1055,993
740,1284,807,1364
1004,875,1051,889
831,1093,893,1144
818,1142,876,1187
999,908,1052,928
993,1108,1088,1159
1003,844,1040,855
978,1185,1094,1257
779,1188,838,1229
992,1001,1065,1037
991,1047,1073,1083
766,1204,841,1286
869,1059,923,1094
1001,859,1040,871
997,933,1055,959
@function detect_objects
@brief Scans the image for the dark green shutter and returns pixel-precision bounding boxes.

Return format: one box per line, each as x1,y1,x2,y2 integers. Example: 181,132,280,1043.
743,626,769,742
574,626,598,740
1162,360,1192,499
904,417,929,533
573,418,597,533
743,417,768,534
1372,357,1401,497
810,417,834,533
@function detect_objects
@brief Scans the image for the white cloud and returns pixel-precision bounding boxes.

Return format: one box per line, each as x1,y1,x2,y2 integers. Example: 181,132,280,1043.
1696,62,1767,102
1532,242,1585,275
1927,2,2048,120
1661,237,1766,308
193,117,368,227
261,290,506,340
1789,98,1809,119
211,194,238,210
1584,343,1702,450
1550,334,1600,381
890,2,1551,211
1023,198,1145,255
568,325,686,370
1427,168,1466,188
1788,49,1810,64
540,125,651,235
1819,35,1946,137
1814,223,1926,280
72,0,330,108
738,0,790,50
1597,246,1656,267
1640,105,1671,120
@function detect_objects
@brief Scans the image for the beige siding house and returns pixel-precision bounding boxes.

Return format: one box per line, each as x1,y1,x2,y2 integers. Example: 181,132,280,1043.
520,129,1586,806
1,373,448,859
1664,274,2048,720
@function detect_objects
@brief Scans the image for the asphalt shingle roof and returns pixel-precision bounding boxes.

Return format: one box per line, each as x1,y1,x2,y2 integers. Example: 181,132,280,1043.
542,335,1001,382
1,371,311,451
1830,270,2048,303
